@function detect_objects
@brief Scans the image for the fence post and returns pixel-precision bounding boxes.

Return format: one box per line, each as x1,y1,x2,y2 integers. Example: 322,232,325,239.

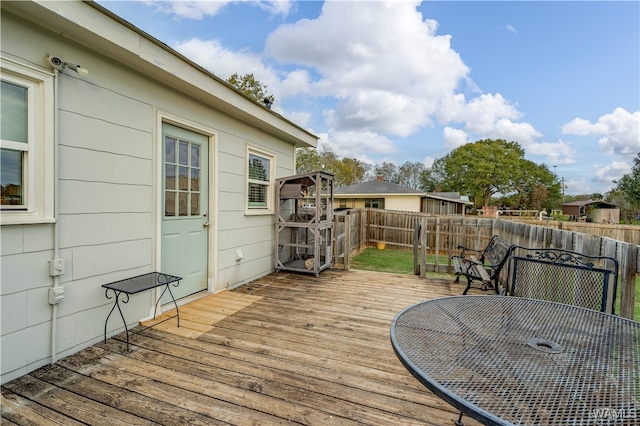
435,216,441,273
414,221,420,275
420,217,427,278
619,244,638,319
344,211,351,270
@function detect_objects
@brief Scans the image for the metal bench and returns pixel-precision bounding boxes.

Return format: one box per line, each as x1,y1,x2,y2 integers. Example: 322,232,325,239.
451,235,512,295
505,246,619,314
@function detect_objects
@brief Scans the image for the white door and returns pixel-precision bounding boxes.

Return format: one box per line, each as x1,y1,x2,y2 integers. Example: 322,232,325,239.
161,123,209,301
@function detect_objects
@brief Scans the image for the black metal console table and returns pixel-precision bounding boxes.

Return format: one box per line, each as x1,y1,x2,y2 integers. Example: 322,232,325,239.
103,272,182,351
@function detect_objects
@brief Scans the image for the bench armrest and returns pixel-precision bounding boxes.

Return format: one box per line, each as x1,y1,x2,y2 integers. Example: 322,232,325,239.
456,245,483,259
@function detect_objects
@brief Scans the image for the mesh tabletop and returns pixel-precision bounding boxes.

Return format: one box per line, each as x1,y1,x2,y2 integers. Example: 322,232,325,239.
390,296,640,425
102,272,182,294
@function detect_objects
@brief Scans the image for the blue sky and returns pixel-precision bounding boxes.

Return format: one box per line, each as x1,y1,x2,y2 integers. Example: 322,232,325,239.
97,0,639,195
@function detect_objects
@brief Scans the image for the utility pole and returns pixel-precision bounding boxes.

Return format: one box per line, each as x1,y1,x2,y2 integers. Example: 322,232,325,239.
561,177,565,204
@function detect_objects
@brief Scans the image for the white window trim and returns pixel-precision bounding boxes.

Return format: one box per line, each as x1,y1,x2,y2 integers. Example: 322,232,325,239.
0,57,55,225
245,145,275,216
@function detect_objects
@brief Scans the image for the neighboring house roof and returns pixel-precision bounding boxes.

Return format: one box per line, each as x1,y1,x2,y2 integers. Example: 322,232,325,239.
428,192,473,205
562,200,618,208
335,180,424,196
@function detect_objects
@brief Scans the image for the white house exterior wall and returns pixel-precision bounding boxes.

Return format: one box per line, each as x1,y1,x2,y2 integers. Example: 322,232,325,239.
384,195,422,212
1,3,311,384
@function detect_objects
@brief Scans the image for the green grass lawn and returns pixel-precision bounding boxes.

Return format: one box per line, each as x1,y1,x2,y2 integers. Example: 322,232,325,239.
350,247,416,274
351,246,640,320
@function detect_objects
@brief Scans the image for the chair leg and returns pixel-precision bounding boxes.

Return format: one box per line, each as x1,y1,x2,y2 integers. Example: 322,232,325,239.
462,278,472,295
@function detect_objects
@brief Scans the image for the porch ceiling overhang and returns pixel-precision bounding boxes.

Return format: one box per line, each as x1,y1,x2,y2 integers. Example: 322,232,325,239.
4,0,318,148
423,193,473,205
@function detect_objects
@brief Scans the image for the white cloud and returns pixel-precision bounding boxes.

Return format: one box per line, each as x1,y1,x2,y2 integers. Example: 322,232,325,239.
143,0,292,19
319,130,397,162
592,160,632,184
526,140,576,165
265,1,469,138
443,127,468,149
169,1,545,163
423,156,435,168
280,69,312,97
172,37,282,98
440,93,542,147
561,108,640,156
506,24,517,33
285,110,312,128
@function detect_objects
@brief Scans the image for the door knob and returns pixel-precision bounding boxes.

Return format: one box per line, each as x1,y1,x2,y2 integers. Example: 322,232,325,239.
203,222,210,227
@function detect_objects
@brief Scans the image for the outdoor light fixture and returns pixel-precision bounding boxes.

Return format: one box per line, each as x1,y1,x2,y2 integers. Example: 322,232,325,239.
46,54,89,76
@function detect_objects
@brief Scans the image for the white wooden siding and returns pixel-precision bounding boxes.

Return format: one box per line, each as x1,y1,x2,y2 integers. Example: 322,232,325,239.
1,6,301,384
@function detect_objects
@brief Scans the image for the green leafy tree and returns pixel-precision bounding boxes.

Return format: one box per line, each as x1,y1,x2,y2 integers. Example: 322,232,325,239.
295,146,369,187
333,157,370,186
435,139,526,207
612,152,640,220
226,73,274,105
420,160,447,192
613,152,640,206
295,147,322,175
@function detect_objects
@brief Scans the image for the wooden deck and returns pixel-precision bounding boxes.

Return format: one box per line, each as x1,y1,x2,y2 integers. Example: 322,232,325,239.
2,269,483,425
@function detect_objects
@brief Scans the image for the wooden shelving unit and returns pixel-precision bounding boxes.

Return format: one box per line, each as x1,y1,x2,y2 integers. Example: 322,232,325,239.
275,171,334,276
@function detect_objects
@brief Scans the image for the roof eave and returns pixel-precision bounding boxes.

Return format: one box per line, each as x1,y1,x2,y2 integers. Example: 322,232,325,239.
5,0,317,148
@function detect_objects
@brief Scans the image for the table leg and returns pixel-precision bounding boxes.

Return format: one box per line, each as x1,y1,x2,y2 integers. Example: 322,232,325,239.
104,289,131,351
455,412,464,426
153,280,181,327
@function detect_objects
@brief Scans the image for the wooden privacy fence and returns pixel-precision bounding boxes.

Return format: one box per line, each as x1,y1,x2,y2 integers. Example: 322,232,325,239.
332,209,639,319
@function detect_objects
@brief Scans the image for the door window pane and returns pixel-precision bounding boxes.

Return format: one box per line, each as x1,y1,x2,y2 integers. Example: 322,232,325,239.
165,137,176,163
179,192,188,216
165,164,176,190
179,141,188,165
165,191,176,216
191,169,200,192
190,193,200,216
191,145,200,167
0,149,23,206
179,166,189,190
164,129,204,217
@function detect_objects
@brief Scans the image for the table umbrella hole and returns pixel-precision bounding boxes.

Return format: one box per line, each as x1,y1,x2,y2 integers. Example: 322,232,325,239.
527,338,563,353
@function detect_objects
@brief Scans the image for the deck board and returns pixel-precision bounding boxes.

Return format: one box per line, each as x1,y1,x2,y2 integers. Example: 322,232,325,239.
2,269,483,425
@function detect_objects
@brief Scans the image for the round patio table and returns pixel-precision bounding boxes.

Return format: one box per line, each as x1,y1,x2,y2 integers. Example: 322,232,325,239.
390,295,639,425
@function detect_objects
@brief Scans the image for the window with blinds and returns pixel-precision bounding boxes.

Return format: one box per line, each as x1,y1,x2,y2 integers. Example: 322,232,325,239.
1,79,29,208
246,147,275,213
1,58,55,223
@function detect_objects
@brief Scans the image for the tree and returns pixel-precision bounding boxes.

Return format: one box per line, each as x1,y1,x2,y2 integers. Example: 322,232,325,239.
396,162,426,190
295,146,370,187
510,161,560,210
435,139,526,207
613,152,640,206
295,147,322,175
226,73,274,106
372,162,397,182
333,157,370,186
612,152,640,221
419,160,447,192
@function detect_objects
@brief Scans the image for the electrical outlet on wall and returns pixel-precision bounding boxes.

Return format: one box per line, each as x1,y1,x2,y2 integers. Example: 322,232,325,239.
49,287,64,304
49,258,65,276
